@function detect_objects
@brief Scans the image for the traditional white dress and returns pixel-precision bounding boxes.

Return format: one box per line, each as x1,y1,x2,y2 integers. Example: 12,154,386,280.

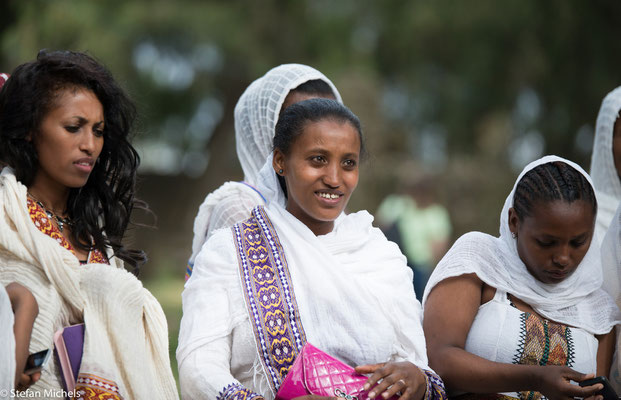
0,286,16,395
0,168,179,400
590,86,621,243
187,64,342,279
423,155,621,398
178,158,445,400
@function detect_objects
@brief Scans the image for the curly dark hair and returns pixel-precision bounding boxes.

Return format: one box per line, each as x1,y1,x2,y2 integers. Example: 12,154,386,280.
0,50,147,271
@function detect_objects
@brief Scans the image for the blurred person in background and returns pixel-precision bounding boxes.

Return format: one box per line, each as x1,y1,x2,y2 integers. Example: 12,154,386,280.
423,156,619,399
376,174,452,300
0,51,178,399
186,64,341,281
178,99,446,400
590,85,621,243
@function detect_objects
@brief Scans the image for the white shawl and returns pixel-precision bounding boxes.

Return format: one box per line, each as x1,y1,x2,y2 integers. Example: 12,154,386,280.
0,168,178,399
189,64,343,266
423,155,620,335
590,86,621,243
601,202,621,389
178,157,429,399
0,286,16,393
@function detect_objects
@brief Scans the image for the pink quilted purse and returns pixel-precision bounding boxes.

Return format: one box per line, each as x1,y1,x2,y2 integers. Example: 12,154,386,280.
276,343,383,400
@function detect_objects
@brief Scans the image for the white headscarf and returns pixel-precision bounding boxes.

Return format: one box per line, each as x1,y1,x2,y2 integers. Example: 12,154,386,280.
423,155,620,335
234,63,342,185
590,86,621,241
189,64,342,266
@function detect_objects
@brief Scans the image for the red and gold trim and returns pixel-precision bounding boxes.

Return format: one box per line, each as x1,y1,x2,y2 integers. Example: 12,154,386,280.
75,373,122,400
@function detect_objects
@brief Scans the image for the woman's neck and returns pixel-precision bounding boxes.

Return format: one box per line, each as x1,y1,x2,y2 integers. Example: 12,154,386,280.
27,177,70,215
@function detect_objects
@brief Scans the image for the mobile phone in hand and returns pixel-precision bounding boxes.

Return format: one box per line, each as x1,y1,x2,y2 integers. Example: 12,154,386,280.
579,376,619,400
23,349,51,375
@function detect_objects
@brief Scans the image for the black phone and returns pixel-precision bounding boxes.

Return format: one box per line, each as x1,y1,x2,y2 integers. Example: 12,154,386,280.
23,348,51,375
579,376,619,400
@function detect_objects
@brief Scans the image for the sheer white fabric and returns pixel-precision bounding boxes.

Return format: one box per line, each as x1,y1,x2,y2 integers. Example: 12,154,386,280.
0,168,178,399
590,86,621,243
601,202,621,390
0,286,16,393
189,64,342,266
177,158,429,399
423,155,621,335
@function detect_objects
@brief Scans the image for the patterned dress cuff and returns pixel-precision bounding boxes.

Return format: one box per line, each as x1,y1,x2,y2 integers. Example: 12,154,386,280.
217,383,264,400
422,369,447,400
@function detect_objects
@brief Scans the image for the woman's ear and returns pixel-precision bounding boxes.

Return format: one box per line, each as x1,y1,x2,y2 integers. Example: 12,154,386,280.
508,207,520,236
273,148,286,175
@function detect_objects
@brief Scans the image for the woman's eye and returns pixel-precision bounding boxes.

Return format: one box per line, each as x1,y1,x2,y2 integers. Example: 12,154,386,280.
65,126,79,133
536,239,554,248
571,239,587,248
94,128,104,137
311,156,325,163
343,159,357,168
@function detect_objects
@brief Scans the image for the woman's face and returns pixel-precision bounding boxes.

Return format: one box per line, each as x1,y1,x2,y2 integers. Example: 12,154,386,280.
273,119,360,236
31,88,104,192
508,199,595,284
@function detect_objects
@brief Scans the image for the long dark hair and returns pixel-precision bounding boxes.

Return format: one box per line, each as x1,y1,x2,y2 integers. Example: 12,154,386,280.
0,50,146,271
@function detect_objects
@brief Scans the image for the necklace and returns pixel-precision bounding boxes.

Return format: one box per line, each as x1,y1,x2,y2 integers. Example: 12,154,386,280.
27,193,72,232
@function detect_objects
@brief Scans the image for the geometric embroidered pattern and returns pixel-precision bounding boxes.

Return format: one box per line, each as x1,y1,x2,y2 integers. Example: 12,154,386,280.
512,312,574,400
233,206,307,394
75,373,122,399
217,383,264,400
27,198,109,265
423,369,448,400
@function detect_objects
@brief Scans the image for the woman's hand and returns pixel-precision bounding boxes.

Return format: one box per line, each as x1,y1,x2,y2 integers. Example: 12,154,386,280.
5,282,39,389
355,361,426,400
537,367,602,400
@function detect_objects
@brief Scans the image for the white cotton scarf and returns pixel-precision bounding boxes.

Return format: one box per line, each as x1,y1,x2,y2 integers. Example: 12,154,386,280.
0,286,16,394
601,202,621,390
423,155,620,335
0,168,179,399
254,156,429,370
189,64,343,266
590,86,621,242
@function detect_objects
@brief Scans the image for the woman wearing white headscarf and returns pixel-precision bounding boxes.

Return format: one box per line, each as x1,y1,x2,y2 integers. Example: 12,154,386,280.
178,99,445,400
601,202,621,391
186,64,342,279
590,86,621,243
423,156,620,399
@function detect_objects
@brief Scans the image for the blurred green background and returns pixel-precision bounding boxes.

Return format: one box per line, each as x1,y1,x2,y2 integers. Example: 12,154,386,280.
2,0,621,391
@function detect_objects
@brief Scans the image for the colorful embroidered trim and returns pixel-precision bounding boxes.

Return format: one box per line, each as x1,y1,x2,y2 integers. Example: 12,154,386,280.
512,312,574,400
27,198,109,265
233,206,307,393
185,261,193,281
423,369,447,400
75,373,122,399
217,383,264,400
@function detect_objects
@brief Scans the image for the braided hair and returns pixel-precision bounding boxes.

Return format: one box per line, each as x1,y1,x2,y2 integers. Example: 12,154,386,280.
513,161,597,221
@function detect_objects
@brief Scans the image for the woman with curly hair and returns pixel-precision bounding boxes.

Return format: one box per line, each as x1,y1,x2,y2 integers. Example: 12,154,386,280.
0,50,178,399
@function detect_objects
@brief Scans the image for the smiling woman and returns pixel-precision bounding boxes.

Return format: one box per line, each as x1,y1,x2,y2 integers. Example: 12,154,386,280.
0,50,178,399
178,98,447,400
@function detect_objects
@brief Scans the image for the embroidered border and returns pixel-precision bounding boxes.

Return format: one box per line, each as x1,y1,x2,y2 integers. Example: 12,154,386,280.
422,369,447,400
27,198,109,265
75,373,122,400
217,383,264,400
233,206,307,393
